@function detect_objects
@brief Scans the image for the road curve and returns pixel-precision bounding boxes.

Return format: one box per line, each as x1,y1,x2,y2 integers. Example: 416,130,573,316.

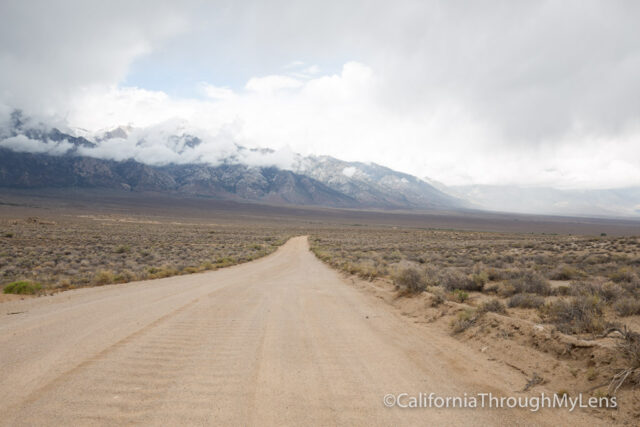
0,236,600,426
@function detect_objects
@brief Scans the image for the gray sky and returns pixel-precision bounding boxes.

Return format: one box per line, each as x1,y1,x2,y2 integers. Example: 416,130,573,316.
1,0,640,189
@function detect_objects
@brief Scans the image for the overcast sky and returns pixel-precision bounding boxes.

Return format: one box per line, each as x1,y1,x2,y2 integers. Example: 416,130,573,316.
1,0,640,189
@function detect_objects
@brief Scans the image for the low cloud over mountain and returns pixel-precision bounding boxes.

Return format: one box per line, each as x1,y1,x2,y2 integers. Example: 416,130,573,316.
0,110,463,210
3,109,640,217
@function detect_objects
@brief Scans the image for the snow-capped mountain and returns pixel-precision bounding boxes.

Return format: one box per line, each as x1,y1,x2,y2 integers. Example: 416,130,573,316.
295,156,462,209
0,111,466,210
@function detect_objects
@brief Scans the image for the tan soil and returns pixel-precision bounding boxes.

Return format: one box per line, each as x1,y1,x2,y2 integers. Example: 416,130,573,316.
0,294,35,304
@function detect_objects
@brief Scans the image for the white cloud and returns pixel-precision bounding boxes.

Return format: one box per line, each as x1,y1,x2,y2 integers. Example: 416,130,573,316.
239,146,297,170
284,60,306,69
77,119,240,166
0,134,73,155
201,83,237,101
0,0,191,114
245,75,303,94
2,1,640,190
303,65,320,75
61,59,640,190
67,62,381,144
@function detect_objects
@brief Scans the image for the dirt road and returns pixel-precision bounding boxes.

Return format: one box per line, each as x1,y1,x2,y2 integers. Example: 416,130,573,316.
0,237,602,426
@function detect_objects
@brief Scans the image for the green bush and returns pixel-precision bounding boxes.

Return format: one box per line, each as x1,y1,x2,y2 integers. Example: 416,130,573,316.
3,280,42,295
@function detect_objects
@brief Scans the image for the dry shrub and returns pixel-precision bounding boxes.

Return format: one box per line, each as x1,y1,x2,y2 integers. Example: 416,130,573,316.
609,267,638,284
508,293,545,309
148,266,179,279
428,286,447,306
421,265,441,288
568,279,624,303
350,260,382,281
471,270,489,288
614,299,640,317
215,257,236,268
482,282,500,294
93,270,115,286
395,267,426,294
606,328,640,394
114,244,131,254
549,264,585,280
620,278,640,296
452,289,469,303
485,268,509,281
200,261,215,270
507,270,551,296
619,332,640,370
114,270,137,283
542,296,606,334
451,309,477,334
439,269,482,292
480,298,507,314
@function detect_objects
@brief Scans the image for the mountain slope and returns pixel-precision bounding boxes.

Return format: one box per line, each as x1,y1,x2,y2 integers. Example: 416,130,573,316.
0,148,359,208
0,114,466,210
296,156,464,209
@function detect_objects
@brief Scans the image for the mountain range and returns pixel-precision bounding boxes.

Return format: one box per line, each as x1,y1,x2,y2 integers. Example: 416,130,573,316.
0,111,465,210
1,110,639,217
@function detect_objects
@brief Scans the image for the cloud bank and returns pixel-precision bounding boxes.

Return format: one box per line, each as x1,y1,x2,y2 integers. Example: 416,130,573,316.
0,108,300,171
1,1,640,190
0,0,189,114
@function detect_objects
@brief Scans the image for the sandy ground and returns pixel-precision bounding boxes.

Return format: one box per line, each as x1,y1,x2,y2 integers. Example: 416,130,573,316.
0,237,607,426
